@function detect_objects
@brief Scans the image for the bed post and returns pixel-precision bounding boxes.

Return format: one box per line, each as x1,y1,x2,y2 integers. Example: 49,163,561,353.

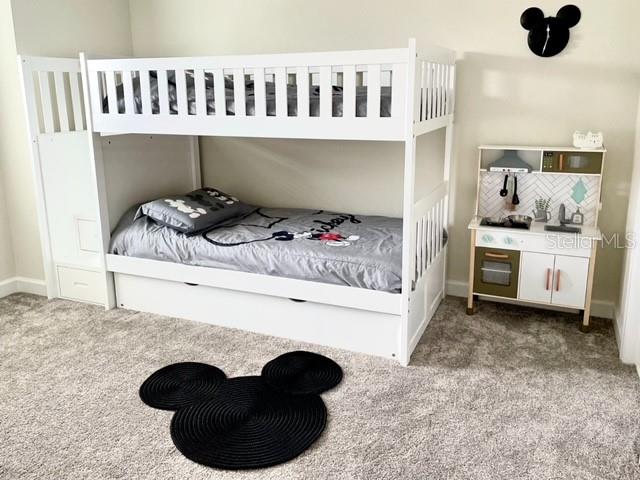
16,56,57,299
399,39,419,366
189,136,202,189
442,115,454,299
443,59,456,300
79,53,116,309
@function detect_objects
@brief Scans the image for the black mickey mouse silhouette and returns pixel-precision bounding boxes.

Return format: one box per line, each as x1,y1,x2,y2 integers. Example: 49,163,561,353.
139,351,343,470
521,5,581,57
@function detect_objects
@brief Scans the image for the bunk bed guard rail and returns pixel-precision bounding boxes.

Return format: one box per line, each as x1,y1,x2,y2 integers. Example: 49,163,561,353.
83,41,455,140
19,56,87,135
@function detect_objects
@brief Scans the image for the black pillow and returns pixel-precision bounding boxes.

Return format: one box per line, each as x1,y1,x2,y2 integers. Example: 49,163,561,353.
135,187,253,235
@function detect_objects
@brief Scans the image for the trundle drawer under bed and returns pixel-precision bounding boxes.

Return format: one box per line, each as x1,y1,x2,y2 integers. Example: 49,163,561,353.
114,273,403,360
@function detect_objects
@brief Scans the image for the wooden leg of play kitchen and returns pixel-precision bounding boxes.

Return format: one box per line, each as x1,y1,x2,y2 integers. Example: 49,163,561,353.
467,230,476,315
580,242,598,333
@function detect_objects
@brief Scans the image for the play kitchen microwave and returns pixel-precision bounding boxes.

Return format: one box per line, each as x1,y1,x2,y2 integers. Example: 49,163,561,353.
541,150,602,174
473,247,520,299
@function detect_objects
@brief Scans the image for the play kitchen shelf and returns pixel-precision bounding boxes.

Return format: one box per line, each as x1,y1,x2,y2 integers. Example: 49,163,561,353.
467,145,605,331
477,145,605,175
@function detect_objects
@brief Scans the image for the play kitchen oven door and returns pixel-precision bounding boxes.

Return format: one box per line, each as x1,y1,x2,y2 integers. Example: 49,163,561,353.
473,247,520,298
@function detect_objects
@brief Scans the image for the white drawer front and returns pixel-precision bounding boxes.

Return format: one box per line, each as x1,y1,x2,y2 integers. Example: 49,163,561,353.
475,229,592,257
57,266,104,304
114,273,400,360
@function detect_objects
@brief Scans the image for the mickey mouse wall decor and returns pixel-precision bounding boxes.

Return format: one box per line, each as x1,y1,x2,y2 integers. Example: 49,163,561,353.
520,5,581,57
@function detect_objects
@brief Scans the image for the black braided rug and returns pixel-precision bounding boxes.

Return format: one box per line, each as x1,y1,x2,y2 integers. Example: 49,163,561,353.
139,351,342,470
171,376,327,469
262,350,343,395
139,362,226,410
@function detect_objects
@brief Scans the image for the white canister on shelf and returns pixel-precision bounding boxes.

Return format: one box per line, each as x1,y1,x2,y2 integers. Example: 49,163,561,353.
573,131,604,149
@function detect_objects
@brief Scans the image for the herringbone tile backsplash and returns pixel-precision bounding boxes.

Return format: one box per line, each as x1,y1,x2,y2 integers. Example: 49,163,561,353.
478,172,600,226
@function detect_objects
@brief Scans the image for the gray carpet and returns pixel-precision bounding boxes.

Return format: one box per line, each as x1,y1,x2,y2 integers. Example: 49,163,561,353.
1,293,639,480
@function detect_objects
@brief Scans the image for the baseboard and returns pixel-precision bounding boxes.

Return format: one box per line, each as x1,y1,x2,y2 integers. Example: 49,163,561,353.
612,304,622,351
0,277,47,299
445,280,615,320
445,280,468,298
591,300,615,320
0,278,15,299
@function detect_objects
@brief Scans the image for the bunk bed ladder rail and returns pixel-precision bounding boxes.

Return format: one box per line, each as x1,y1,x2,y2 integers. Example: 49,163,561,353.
17,56,108,304
19,56,87,136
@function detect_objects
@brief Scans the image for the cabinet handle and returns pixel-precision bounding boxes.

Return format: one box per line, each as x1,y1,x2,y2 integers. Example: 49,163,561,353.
555,269,561,291
559,154,564,171
485,252,509,259
545,268,551,291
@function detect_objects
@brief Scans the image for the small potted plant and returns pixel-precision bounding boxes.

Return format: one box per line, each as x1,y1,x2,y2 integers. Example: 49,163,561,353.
533,198,551,222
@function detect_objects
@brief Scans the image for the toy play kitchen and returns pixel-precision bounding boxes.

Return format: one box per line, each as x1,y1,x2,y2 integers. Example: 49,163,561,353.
467,145,605,331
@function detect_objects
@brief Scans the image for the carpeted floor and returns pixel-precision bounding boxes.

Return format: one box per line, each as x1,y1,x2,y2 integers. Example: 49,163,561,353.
1,293,639,480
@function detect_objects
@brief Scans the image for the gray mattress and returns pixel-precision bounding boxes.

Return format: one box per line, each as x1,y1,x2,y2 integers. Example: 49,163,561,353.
110,206,403,292
105,71,392,118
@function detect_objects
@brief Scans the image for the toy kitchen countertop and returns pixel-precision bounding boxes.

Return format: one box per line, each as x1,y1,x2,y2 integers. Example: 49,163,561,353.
468,217,602,241
468,217,601,259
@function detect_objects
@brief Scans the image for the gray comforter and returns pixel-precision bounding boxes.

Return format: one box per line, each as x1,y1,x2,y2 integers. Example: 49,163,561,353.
105,72,392,117
110,206,403,292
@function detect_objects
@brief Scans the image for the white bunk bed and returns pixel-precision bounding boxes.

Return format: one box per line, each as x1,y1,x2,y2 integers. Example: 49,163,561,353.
18,39,455,365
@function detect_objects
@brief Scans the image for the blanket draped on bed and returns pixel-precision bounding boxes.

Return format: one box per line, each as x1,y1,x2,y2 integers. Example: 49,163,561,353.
110,207,404,292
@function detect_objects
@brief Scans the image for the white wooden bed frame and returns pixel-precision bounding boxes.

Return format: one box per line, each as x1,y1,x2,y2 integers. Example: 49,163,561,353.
18,39,455,365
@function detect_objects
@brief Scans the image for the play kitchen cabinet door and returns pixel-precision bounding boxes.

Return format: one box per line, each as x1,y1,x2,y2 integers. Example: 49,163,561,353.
518,252,589,308
518,252,555,304
551,255,590,308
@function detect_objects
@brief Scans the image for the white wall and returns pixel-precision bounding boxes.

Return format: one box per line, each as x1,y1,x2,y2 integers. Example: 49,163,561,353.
618,94,640,365
129,0,640,306
10,0,133,58
0,0,19,286
0,166,16,283
0,0,133,288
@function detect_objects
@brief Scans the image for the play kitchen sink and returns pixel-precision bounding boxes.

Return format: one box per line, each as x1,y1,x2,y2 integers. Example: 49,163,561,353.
544,224,582,233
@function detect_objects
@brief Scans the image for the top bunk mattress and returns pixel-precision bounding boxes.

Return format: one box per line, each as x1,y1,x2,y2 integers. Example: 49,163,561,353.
104,71,392,118
109,206,403,292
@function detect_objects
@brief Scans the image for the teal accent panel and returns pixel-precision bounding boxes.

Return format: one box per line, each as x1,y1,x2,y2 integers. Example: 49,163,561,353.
571,178,587,204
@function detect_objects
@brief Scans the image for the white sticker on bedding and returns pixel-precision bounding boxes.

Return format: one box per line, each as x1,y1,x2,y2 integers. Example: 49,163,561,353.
326,240,351,247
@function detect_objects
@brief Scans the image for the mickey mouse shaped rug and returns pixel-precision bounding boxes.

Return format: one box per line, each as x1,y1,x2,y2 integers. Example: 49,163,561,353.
139,351,343,470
